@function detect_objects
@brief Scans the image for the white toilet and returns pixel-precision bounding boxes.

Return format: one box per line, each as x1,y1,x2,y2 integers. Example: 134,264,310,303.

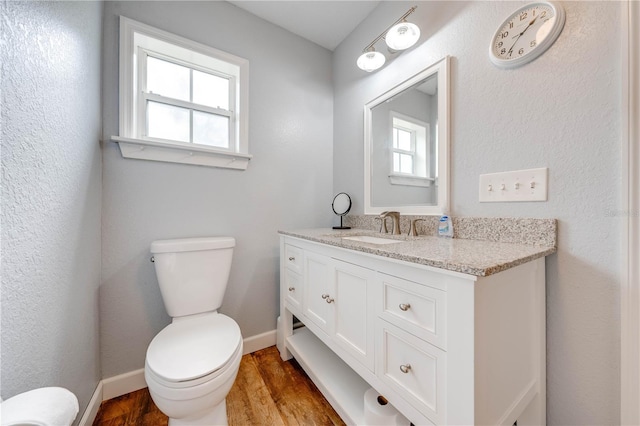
145,237,243,426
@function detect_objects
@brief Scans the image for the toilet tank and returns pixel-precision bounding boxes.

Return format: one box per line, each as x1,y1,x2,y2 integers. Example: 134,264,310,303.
150,237,235,318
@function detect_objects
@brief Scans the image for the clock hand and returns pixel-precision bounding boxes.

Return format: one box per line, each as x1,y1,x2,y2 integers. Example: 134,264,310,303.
511,15,539,38
508,16,539,55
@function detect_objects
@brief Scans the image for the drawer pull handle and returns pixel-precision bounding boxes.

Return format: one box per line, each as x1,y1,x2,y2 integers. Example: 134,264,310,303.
288,256,295,261
399,303,411,311
288,287,295,292
322,294,335,303
399,364,412,374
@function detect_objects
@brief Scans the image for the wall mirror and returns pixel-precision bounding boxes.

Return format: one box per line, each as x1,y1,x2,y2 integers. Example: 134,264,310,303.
364,56,450,215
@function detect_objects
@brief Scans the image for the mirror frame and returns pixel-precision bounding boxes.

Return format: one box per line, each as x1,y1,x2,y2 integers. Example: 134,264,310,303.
364,56,450,216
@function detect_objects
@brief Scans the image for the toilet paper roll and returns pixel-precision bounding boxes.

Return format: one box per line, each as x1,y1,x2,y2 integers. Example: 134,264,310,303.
0,387,79,426
363,388,410,426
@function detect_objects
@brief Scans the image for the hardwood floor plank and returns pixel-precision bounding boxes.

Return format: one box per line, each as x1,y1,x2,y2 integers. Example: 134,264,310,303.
227,353,285,426
251,346,346,426
93,346,345,426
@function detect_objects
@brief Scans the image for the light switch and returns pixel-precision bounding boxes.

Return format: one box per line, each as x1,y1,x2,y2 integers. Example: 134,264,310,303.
479,167,548,202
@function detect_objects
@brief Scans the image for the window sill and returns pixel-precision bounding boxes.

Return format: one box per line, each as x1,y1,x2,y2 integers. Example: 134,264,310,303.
111,136,252,170
389,174,434,187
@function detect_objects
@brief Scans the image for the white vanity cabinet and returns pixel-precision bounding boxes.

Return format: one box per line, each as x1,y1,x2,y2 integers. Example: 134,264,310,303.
277,234,547,426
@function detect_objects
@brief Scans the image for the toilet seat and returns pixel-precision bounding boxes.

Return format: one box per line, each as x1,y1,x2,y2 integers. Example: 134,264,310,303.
146,313,242,388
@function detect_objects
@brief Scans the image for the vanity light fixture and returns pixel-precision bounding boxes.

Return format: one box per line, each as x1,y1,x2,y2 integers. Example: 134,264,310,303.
356,6,420,72
356,48,386,72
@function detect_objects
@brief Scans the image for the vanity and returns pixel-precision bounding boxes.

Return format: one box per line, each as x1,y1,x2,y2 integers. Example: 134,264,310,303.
276,55,556,425
276,225,556,425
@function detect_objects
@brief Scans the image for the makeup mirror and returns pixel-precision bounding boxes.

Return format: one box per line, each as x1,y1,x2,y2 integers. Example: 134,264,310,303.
332,192,352,229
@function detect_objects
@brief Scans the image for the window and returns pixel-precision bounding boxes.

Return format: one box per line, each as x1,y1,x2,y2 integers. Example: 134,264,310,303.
389,112,432,187
113,17,251,169
392,125,416,175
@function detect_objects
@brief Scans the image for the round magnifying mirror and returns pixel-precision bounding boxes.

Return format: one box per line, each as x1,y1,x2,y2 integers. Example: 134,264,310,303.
332,192,352,230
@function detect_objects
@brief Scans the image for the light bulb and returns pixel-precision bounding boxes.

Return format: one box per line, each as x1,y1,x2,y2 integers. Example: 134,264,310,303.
385,22,420,51
356,50,386,72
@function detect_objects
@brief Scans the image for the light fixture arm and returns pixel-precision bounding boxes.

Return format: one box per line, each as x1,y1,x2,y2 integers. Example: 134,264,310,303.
361,6,418,53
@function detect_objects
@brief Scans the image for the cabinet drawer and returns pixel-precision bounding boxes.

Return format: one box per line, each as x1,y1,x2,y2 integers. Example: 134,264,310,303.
378,273,447,350
377,319,446,423
284,244,303,273
284,269,303,313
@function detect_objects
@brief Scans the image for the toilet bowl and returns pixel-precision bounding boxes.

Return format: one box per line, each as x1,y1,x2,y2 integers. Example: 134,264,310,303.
0,387,79,426
145,237,242,426
145,313,243,425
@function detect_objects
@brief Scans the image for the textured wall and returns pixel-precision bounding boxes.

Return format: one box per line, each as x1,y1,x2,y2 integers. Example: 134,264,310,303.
100,1,334,377
1,0,103,416
333,1,621,424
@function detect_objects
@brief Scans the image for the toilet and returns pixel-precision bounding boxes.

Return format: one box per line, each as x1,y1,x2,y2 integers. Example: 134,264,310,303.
145,237,243,426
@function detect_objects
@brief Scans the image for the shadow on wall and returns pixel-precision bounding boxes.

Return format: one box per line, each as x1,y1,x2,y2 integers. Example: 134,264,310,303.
544,241,620,423
99,247,171,375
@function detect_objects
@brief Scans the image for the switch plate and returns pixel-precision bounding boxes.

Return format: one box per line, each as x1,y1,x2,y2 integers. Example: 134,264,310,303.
479,167,548,202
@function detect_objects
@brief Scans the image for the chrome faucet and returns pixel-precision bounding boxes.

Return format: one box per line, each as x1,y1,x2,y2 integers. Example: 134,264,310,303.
379,211,401,235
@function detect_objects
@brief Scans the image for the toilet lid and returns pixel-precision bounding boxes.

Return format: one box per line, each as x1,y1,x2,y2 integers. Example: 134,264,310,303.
146,314,242,383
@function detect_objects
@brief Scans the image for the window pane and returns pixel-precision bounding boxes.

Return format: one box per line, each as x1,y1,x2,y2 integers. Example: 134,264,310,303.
193,111,229,148
400,153,413,174
393,152,400,173
147,101,190,142
147,57,190,102
397,129,412,151
193,70,229,110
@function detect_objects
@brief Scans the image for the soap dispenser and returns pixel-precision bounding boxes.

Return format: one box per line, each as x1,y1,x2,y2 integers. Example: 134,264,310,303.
437,212,454,238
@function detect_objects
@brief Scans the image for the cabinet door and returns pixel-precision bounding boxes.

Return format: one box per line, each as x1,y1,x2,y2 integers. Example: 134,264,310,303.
333,259,376,371
303,251,332,333
377,319,446,424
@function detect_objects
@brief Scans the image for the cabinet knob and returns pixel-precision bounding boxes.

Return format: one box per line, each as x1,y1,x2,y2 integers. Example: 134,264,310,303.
288,256,295,261
399,303,411,311
288,287,295,292
399,364,412,374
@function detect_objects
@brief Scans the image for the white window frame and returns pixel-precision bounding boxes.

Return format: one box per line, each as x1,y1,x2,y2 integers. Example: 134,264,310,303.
112,17,251,170
389,111,433,188
392,125,416,175
138,50,236,148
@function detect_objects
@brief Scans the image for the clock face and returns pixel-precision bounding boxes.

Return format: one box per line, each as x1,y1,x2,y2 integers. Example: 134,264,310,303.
490,2,565,68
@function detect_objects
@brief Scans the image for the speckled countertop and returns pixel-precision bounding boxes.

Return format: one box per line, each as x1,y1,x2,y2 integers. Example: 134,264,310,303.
279,227,556,277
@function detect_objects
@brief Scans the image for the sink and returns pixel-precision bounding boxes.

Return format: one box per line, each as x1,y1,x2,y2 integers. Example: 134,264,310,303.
341,235,402,245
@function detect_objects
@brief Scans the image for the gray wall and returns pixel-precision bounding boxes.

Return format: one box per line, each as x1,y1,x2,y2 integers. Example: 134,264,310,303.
100,1,334,377
333,1,621,424
1,0,103,416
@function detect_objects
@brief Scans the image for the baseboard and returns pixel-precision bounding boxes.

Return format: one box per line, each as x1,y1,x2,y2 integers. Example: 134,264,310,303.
77,381,103,426
242,329,277,355
102,368,147,401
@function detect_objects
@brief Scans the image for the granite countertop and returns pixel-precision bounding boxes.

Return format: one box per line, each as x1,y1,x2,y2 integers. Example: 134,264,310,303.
279,228,556,277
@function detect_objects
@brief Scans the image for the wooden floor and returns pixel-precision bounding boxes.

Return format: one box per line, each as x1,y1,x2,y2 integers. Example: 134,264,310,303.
93,346,345,426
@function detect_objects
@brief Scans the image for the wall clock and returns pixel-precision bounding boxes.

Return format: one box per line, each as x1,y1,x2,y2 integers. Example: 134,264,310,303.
489,1,566,69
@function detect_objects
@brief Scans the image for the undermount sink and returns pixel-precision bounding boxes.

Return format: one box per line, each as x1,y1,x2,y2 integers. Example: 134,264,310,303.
341,235,402,245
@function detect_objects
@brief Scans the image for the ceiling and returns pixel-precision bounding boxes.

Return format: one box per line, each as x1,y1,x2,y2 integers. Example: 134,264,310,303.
228,1,381,51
